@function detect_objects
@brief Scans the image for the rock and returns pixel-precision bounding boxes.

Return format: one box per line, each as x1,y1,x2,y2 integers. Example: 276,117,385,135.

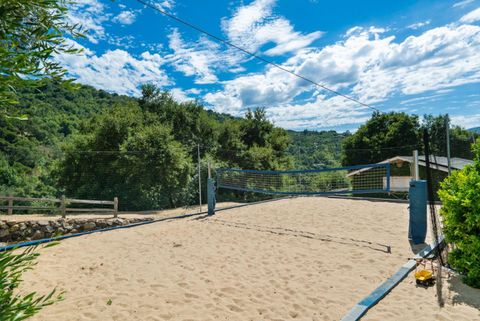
32,230,44,240
0,221,8,230
19,222,27,230
51,221,61,228
112,218,124,225
37,220,50,226
22,228,33,237
44,225,55,234
0,228,9,238
83,221,96,231
9,224,20,233
70,229,78,234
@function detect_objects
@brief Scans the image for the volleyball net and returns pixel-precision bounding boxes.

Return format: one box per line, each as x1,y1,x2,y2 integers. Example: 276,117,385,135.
208,163,391,214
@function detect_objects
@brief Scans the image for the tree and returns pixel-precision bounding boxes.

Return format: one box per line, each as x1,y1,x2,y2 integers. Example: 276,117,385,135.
342,112,420,166
0,0,82,107
422,114,477,159
438,139,480,288
122,125,192,209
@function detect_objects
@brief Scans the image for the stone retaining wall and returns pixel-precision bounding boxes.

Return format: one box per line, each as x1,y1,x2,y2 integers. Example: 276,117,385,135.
0,217,154,243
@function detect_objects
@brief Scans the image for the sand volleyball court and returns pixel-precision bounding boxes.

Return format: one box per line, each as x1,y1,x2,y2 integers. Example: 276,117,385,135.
19,197,480,320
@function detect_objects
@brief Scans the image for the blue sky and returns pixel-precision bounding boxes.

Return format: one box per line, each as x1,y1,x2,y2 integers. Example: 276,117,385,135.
58,0,480,131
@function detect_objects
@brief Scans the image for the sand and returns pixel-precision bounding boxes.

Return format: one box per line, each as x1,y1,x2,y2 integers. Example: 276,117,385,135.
17,197,480,320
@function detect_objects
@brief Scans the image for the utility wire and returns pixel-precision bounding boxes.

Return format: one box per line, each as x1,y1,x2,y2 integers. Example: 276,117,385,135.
134,0,381,112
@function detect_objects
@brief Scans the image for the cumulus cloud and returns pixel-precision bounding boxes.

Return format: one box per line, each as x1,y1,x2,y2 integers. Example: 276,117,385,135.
460,7,480,23
451,114,480,129
205,23,480,130
167,0,323,83
222,0,323,56
154,0,175,11
167,29,223,84
67,0,110,44
113,10,138,25
55,40,170,96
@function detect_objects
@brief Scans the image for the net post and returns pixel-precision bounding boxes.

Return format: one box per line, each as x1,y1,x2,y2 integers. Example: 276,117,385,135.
7,194,13,215
207,162,215,215
60,195,66,218
113,197,118,218
385,163,391,193
413,150,419,180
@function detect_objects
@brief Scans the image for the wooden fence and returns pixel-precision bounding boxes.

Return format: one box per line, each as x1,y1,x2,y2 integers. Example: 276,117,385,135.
0,195,118,218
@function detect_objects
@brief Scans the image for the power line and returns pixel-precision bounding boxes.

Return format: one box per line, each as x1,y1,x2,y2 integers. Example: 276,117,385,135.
134,0,380,112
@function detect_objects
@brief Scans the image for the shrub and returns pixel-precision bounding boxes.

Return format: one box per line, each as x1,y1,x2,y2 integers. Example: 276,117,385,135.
438,140,480,288
0,244,64,320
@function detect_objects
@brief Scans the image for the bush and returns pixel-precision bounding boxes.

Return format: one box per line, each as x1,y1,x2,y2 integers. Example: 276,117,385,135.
0,245,64,320
438,140,480,288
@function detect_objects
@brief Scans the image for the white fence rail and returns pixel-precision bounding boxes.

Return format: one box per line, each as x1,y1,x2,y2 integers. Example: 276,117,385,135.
0,195,118,218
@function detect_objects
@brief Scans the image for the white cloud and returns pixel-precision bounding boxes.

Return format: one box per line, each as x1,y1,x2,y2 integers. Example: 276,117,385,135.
170,88,195,102
205,23,480,130
154,0,175,11
451,114,480,129
460,7,480,23
67,0,110,44
407,20,431,30
167,29,222,84
113,10,137,25
222,0,323,56
55,40,170,96
166,0,323,83
453,0,475,8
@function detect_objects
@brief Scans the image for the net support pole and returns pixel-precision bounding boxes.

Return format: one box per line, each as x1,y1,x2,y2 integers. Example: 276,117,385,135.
197,144,202,213
413,150,420,180
445,116,451,176
207,162,215,215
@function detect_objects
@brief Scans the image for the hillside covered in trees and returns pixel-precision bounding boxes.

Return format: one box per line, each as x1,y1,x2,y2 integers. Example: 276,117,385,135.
1,80,477,210
1,80,295,209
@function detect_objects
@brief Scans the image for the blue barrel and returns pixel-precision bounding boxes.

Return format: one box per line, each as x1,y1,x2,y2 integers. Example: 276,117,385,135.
409,180,427,244
207,178,216,215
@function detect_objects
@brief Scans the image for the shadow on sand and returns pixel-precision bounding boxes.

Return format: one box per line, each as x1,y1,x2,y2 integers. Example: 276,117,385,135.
448,275,480,310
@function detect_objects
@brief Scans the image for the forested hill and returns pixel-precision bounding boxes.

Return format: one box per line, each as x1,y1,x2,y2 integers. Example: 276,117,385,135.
287,130,349,169
1,80,313,209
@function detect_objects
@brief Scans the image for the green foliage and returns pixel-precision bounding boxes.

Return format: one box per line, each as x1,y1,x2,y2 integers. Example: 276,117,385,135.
0,245,64,320
287,130,347,169
439,139,480,288
0,0,83,107
342,112,478,166
422,114,476,159
0,80,135,198
50,85,293,210
342,111,420,166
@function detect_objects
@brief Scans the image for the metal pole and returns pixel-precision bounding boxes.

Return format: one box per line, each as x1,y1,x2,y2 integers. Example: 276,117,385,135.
197,144,202,213
445,116,451,176
413,150,419,180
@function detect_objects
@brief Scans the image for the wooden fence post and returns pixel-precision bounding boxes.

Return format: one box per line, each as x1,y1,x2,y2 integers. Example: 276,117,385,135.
113,197,118,218
61,195,66,218
7,195,13,215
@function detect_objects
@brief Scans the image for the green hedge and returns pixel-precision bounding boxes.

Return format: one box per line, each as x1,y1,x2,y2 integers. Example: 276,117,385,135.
438,140,480,288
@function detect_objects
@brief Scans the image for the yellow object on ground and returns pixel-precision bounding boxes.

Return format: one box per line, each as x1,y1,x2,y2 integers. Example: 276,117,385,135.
415,269,433,281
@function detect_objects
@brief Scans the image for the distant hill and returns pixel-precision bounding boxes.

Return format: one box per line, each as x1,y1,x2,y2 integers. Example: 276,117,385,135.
286,130,349,169
468,127,480,133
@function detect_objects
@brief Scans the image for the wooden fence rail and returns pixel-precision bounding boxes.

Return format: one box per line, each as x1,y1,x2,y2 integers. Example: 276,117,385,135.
0,195,118,218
